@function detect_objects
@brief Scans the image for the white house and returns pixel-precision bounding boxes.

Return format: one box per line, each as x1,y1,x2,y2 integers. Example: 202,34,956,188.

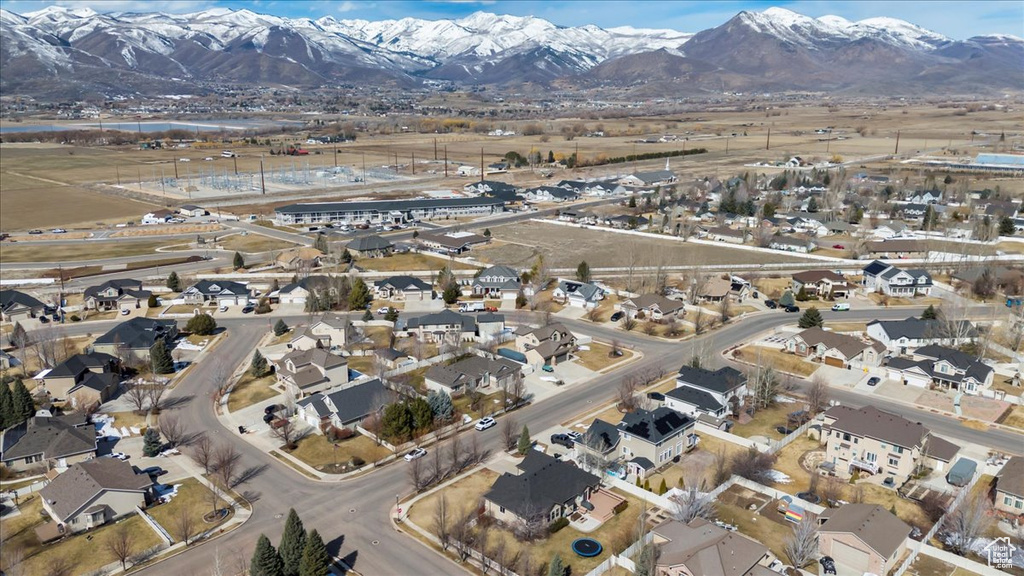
866,317,976,353
552,280,604,309
674,365,747,414
180,280,252,306
861,260,933,297
885,345,994,393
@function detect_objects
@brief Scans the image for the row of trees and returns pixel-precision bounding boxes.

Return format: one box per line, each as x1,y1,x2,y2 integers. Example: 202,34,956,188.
0,379,35,430
251,510,331,576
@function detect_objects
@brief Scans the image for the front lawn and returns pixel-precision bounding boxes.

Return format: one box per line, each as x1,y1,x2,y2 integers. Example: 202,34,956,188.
452,390,505,420
352,326,393,350
999,405,1024,430
734,346,818,377
729,402,807,439
146,478,231,541
284,432,393,471
575,342,634,372
227,374,278,412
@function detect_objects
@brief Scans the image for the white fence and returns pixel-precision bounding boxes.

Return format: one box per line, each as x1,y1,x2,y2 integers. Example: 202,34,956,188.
891,471,981,576
583,532,654,576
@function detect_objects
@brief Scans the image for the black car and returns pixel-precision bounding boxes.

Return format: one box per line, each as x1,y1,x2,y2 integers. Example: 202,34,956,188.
242,305,255,314
784,305,800,313
141,466,167,477
820,556,837,575
38,316,49,323
867,377,880,386
764,299,777,309
550,433,575,449
264,404,281,414
263,413,275,423
610,311,625,322
28,229,43,235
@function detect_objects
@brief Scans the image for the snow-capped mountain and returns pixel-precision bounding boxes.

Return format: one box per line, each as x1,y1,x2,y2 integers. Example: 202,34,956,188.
0,5,1020,98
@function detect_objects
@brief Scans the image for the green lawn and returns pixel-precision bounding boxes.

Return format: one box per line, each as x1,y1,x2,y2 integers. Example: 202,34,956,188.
284,432,393,472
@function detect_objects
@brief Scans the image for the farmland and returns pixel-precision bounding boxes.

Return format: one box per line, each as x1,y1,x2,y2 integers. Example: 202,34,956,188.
0,170,155,231
0,239,169,263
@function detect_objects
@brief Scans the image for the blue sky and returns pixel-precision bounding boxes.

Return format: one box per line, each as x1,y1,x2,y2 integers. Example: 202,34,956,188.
7,1,1022,39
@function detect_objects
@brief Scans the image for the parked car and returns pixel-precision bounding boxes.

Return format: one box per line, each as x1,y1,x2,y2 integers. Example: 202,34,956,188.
566,431,582,442
764,299,777,309
264,404,281,414
485,306,498,312
107,452,129,461
550,433,575,449
28,229,43,234
867,377,880,386
474,417,496,431
218,305,229,312
784,305,800,313
120,308,131,316
404,448,427,462
38,316,49,323
242,305,255,314
51,228,67,234
610,311,625,322
541,365,554,373
831,303,850,311
263,413,275,423
141,466,167,477
376,306,391,315
832,244,845,249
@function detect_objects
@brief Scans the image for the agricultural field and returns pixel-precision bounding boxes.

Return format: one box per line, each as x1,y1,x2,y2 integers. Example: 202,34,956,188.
0,239,169,263
0,170,155,231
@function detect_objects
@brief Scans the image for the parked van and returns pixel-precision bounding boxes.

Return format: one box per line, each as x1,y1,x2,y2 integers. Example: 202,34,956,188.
459,301,485,313
831,303,850,311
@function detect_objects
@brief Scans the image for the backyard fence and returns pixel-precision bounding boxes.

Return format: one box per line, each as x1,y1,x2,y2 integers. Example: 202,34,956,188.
583,532,654,576
891,470,982,576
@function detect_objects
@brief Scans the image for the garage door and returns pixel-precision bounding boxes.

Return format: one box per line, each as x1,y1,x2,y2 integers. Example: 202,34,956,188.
825,356,845,368
832,540,871,576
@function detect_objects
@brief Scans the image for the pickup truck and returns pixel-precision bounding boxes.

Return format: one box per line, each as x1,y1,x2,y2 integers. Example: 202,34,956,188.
458,301,485,312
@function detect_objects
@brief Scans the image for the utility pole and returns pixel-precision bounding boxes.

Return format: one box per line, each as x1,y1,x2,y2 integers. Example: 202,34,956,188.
894,130,901,155
260,155,266,195
826,129,832,154
233,154,238,175
137,167,142,191
362,152,366,182
433,138,438,161
725,137,730,154
333,143,337,167
444,146,448,177
116,165,121,186
173,156,179,179
411,152,415,175
480,147,484,183
766,127,771,150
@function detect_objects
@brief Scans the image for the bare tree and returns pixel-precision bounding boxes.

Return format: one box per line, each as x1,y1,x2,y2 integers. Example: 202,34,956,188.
578,430,613,475
730,446,777,484
146,384,167,414
642,321,658,336
433,494,451,551
749,353,779,411
447,431,465,476
585,306,602,323
213,443,241,489
943,492,994,556
491,535,509,576
664,317,682,338
806,373,831,414
31,327,73,370
821,476,842,506
190,435,214,475
44,556,74,576
712,445,731,485
450,506,474,562
510,500,548,541
617,373,641,412
270,416,301,450
500,417,519,452
409,455,428,491
174,507,197,546
784,518,819,568
123,382,150,414
209,361,231,403
851,484,865,504
621,315,638,332
160,414,185,447
671,472,717,523
107,523,135,571
476,520,492,574
718,296,732,324
1,545,25,576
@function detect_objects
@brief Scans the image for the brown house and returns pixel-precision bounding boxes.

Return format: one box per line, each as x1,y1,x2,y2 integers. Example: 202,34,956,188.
38,458,153,534
652,518,777,576
785,327,884,368
791,270,850,298
817,504,911,576
995,456,1024,516
40,352,121,407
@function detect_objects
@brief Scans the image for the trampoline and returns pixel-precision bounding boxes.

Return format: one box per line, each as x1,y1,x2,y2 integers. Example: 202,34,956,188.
572,538,603,557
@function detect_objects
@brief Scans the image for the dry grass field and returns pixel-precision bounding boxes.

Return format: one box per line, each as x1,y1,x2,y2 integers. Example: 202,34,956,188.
0,239,168,262
0,170,156,231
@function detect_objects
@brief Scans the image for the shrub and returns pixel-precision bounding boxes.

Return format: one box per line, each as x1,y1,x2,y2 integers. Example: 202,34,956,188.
186,313,217,335
70,315,81,322
348,456,365,468
549,517,569,534
612,500,629,514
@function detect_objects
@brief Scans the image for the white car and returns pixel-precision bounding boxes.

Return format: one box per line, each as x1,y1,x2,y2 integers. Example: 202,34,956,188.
51,228,67,234
120,308,130,316
377,306,391,315
218,305,229,313
107,452,130,461
475,417,496,431
404,448,427,462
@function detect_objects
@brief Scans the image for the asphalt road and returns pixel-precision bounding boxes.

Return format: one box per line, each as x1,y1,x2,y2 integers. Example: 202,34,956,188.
124,304,1021,576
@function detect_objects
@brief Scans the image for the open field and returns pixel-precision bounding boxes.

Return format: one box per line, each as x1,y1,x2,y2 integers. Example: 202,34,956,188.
476,222,812,269
355,253,479,272
0,239,168,262
217,233,298,253
111,223,222,237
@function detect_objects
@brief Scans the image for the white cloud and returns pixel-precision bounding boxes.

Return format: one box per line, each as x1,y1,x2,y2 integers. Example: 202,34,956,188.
336,1,359,13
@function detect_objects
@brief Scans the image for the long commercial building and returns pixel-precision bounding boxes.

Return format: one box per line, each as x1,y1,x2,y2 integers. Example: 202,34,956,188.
274,197,505,224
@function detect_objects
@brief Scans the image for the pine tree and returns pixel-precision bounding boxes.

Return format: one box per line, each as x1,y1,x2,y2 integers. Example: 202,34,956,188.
233,252,246,269
279,509,306,576
298,529,330,576
547,553,565,576
147,294,159,308
348,278,372,310
150,339,174,374
427,391,454,422
779,290,796,308
517,425,532,455
658,478,668,495
251,534,285,576
143,427,162,457
409,397,434,431
441,283,460,305
798,307,824,329
251,350,270,377
11,380,34,423
0,383,13,429
921,305,938,320
576,261,591,283
274,319,289,336
186,313,217,336
166,271,182,291
483,228,491,237
999,216,1015,236
384,307,399,322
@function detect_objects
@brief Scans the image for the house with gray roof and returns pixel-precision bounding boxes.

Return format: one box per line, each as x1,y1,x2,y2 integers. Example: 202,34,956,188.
552,280,604,309
274,348,349,398
618,408,697,480
39,458,153,533
1,415,97,472
276,275,336,306
91,317,178,362
665,386,727,420
620,293,685,321
424,354,521,397
885,344,994,393
346,235,394,257
83,279,151,312
41,352,121,408
817,504,912,576
619,169,677,187
403,309,478,344
274,196,505,225
866,316,975,353
675,365,747,409
0,289,46,323
652,518,777,576
181,280,252,306
995,456,1024,516
296,378,392,431
374,275,434,301
484,451,600,526
515,323,577,368
472,265,521,299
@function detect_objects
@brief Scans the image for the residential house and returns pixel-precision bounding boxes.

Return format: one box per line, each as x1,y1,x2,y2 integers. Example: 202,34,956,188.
0,415,97,472
730,276,752,301
404,309,477,343
619,170,677,187
619,294,685,321
785,327,885,368
289,314,349,351
522,186,578,203
141,209,175,225
819,405,958,482
416,231,489,255
515,323,577,368
373,347,409,370
952,266,1024,294
424,355,521,397
861,260,933,297
276,275,336,306
817,504,911,576
863,239,928,260
38,458,153,534
769,235,815,253
296,378,391,430
786,216,829,237
674,365,747,415
604,214,649,229
994,456,1024,516
483,451,601,526
374,276,434,301
697,277,732,303
651,518,777,576
792,270,850,298
894,203,930,222
345,235,393,258
871,221,911,240
41,352,121,407
91,317,178,362
476,312,506,342
83,279,151,311
0,290,46,322
275,247,324,271
704,226,749,245
180,280,252,306
274,348,349,398
472,265,521,300
557,210,597,225
908,190,942,204
617,408,697,479
886,345,994,393
866,317,976,353
464,180,517,197
552,280,604,309
664,386,728,420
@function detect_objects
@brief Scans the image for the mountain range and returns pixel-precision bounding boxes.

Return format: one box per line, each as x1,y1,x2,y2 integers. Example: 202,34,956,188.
1,5,1021,99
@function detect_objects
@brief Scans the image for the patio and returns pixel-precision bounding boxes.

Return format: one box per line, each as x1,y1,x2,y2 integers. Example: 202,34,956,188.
569,488,625,533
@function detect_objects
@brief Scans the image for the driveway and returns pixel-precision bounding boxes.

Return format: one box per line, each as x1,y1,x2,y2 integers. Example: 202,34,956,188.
813,365,866,389
554,306,588,320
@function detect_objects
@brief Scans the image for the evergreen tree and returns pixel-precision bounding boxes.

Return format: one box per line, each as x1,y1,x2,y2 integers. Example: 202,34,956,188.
547,553,565,576
298,530,330,576
142,427,162,457
381,403,414,442
11,380,34,423
233,252,246,269
483,228,491,237
251,350,270,377
999,216,1016,236
795,286,809,301
921,305,938,320
441,283,460,305
628,196,637,208
166,271,182,291
427,391,454,422
409,397,434,432
147,294,159,308
658,478,668,495
807,197,818,212
547,150,555,163
150,339,174,374
274,319,289,336
779,290,796,308
340,249,353,264
576,261,591,283
279,509,306,576
0,383,14,429
348,278,372,310
517,425,532,455
251,534,285,576
361,309,374,321
798,307,824,329
186,313,217,336
384,307,399,322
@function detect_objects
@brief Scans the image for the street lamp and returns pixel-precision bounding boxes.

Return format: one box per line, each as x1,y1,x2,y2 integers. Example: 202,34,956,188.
395,494,401,523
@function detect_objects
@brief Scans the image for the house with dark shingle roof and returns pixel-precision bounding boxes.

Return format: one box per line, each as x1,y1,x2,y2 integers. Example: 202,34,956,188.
817,504,912,576
403,309,477,344
274,348,349,398
39,458,153,533
885,344,994,393
675,365,746,409
866,316,975,353
620,294,685,320
0,415,97,472
296,378,393,430
652,518,776,576
785,327,885,368
41,352,121,408
91,317,178,362
472,265,521,299
618,407,697,480
484,451,600,526
346,234,394,257
83,279,151,312
181,280,252,306
861,260,933,297
374,275,434,301
995,456,1024,516
424,355,520,397
791,270,849,298
276,275,336,306
0,289,46,323
515,323,577,368
552,280,604,309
